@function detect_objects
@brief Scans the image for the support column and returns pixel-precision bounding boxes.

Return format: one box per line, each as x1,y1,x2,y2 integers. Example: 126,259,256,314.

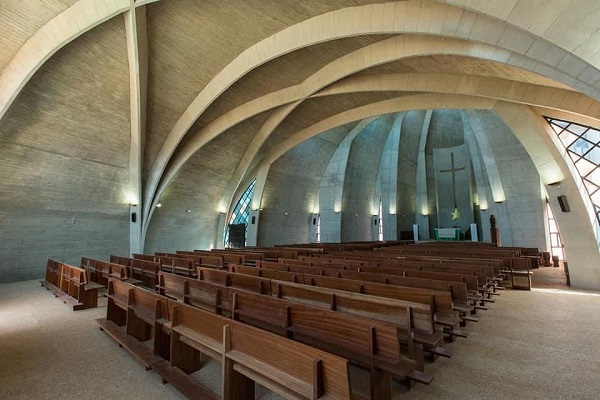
377,113,405,240
124,6,148,254
415,110,433,240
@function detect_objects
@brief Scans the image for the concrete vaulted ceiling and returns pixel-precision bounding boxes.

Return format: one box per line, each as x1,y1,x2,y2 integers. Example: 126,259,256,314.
2,1,600,284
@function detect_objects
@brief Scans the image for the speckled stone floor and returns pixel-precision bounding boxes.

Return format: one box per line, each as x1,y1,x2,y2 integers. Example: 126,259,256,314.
2,279,599,399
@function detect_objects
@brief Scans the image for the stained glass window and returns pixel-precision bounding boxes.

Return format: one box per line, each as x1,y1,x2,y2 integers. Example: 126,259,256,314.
545,117,600,223
223,180,256,247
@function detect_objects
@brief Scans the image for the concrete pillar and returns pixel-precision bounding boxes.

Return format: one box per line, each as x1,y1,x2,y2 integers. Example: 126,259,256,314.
415,110,433,239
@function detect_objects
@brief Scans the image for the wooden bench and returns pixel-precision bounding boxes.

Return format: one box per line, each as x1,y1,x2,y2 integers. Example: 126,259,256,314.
110,255,160,288
231,290,432,396
157,272,230,316
170,300,352,399
81,257,143,287
302,274,467,335
133,253,156,262
40,259,101,310
272,280,450,359
177,251,225,269
193,250,246,267
501,257,532,290
99,279,353,399
156,256,196,277
197,267,272,295
231,263,303,283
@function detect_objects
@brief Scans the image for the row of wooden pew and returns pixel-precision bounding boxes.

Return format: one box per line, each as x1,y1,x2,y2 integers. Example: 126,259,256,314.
88,241,534,399
40,259,103,310
98,279,353,399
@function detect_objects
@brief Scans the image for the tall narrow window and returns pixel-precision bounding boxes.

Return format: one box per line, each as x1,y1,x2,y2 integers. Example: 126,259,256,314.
378,195,383,241
223,180,256,248
316,215,321,243
545,117,600,223
547,201,565,261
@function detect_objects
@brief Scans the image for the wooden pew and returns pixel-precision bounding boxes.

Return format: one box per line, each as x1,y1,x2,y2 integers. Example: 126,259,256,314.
254,261,462,325
303,274,467,334
193,250,246,266
133,253,155,262
170,301,352,400
335,270,474,311
231,263,303,283
81,257,143,287
129,258,160,289
156,256,195,277
99,279,353,399
501,257,532,290
230,290,432,396
40,259,101,310
160,266,436,392
272,280,450,359
157,272,230,316
197,267,272,295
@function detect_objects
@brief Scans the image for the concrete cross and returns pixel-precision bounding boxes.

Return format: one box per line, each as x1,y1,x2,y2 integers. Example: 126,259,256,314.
440,152,465,210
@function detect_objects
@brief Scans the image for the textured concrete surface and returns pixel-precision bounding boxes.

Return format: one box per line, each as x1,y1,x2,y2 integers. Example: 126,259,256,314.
3,279,600,399
0,17,131,284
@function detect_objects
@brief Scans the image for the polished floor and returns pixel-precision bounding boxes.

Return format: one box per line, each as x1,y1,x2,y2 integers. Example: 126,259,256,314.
1,272,598,399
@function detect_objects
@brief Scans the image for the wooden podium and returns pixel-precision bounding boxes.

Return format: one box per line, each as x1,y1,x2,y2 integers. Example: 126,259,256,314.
491,228,501,246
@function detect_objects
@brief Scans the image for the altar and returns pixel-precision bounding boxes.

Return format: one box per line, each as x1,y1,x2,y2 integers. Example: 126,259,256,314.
434,227,461,241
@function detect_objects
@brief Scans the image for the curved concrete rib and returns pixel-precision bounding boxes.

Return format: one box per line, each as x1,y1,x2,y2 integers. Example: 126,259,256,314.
0,0,131,123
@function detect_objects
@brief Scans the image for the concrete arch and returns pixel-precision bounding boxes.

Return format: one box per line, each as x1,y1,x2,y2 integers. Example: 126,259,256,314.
144,0,600,222
0,0,133,123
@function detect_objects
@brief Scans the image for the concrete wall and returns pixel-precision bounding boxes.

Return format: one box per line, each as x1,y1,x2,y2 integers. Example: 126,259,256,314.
258,135,341,246
317,123,362,243
466,110,546,248
144,112,267,253
0,18,130,282
397,111,424,232
341,115,395,242
377,113,404,240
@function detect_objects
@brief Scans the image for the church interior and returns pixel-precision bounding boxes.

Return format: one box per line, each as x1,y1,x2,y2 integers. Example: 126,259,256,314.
2,1,600,399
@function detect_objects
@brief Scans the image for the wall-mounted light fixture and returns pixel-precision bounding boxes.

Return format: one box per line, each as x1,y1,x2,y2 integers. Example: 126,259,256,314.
548,180,562,189
156,203,162,208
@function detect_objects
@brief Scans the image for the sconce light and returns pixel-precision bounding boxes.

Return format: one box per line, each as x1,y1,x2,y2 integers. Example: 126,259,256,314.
155,203,162,208
548,180,562,189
